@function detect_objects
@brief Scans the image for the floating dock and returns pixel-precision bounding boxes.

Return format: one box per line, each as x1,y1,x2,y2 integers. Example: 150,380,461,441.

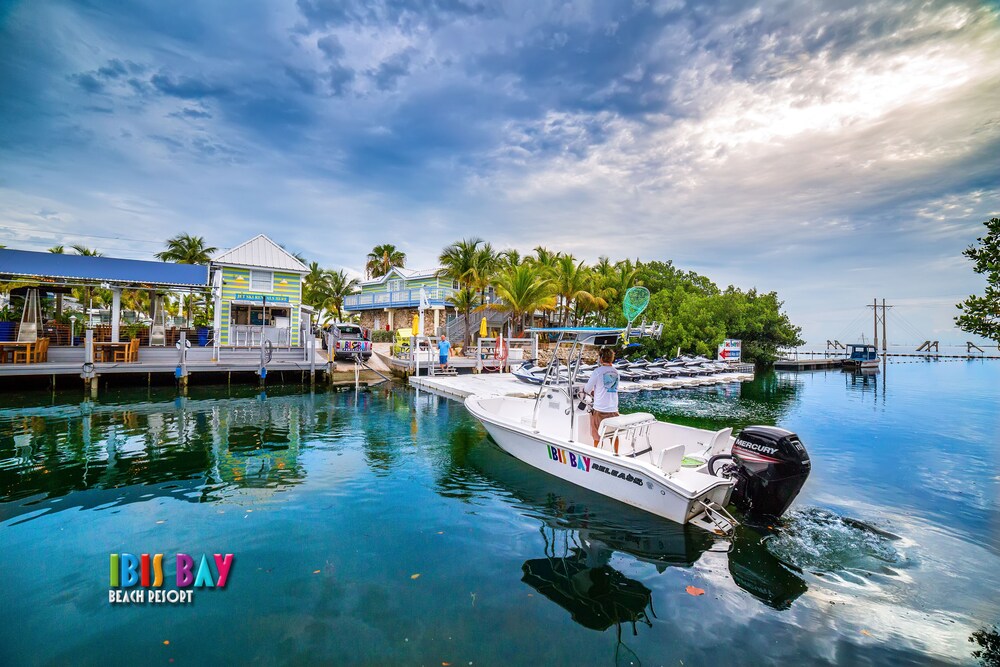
410,368,755,400
773,358,843,370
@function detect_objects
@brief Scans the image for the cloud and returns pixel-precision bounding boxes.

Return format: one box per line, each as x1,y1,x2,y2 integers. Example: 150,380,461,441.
168,107,213,120
150,72,228,99
368,49,414,91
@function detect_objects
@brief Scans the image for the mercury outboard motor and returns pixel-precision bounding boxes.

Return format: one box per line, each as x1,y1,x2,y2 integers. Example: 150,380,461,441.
710,426,810,521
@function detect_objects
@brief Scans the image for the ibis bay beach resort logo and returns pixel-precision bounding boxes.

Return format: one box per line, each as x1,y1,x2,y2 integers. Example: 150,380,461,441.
108,552,234,604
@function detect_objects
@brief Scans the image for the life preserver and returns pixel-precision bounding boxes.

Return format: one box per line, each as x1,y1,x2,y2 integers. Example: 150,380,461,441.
493,336,509,361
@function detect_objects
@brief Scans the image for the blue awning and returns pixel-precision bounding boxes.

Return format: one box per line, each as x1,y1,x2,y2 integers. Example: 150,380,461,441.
0,249,209,289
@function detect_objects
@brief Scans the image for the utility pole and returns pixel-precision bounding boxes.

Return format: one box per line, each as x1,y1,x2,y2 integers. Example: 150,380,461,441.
867,298,893,354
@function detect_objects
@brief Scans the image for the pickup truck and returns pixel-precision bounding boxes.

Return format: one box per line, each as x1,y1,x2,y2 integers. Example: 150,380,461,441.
325,323,372,361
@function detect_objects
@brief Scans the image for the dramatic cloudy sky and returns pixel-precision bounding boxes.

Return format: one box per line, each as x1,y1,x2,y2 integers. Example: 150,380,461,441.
1,0,998,345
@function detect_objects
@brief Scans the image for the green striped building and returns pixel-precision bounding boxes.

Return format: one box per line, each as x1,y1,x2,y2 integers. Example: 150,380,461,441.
210,235,309,347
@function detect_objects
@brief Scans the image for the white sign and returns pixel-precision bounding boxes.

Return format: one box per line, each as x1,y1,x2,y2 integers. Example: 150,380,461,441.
718,338,741,361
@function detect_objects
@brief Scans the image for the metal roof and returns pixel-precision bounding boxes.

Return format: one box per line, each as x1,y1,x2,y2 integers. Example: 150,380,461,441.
212,234,309,273
359,267,440,286
0,249,209,289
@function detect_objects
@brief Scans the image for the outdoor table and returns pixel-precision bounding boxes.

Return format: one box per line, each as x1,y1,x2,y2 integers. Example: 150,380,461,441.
0,342,36,364
92,341,129,362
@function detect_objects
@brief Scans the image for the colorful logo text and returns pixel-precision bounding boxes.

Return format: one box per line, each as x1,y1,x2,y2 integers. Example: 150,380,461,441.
108,553,234,604
547,446,592,472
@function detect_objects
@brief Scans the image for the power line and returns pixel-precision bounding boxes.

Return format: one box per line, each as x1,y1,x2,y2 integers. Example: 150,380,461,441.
0,227,164,248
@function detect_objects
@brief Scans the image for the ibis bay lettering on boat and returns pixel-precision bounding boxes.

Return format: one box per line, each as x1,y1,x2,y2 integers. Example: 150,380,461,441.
591,462,645,487
547,446,592,472
108,553,234,604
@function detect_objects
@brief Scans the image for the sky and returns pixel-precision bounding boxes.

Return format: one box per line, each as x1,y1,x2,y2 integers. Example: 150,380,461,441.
1,0,998,347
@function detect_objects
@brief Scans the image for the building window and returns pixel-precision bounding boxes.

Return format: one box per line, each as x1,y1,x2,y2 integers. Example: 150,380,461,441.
250,270,273,292
452,280,459,289
387,279,403,292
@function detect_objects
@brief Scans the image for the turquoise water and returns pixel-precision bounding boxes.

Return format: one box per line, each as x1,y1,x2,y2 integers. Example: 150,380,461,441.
1,362,998,665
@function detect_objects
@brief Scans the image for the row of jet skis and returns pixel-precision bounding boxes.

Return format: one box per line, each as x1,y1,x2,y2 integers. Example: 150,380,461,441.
512,355,738,385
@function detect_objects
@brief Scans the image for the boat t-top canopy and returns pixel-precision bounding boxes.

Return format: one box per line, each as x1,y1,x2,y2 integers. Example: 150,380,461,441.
528,323,663,345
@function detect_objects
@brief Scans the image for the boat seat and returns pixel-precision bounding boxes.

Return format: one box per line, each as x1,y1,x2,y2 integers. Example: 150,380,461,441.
598,412,656,456
655,445,685,473
682,427,734,467
598,412,655,432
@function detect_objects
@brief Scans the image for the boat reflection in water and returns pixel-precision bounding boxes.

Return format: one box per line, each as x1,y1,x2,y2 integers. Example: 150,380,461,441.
461,438,807,625
521,542,654,635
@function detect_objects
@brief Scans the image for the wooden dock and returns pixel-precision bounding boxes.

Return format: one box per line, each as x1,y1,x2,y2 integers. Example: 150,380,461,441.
775,350,1000,371
0,344,335,388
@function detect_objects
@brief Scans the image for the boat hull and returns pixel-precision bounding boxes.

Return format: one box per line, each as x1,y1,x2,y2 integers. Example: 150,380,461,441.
469,402,731,526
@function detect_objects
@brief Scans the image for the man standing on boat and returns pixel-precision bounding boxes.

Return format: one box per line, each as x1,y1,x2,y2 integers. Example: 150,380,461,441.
586,348,620,451
438,334,451,368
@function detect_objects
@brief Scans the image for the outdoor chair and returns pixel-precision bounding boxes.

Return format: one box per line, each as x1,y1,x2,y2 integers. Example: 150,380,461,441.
33,338,49,363
13,338,47,364
114,338,140,363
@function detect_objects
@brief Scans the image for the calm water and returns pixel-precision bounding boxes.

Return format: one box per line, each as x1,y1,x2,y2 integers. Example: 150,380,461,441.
1,362,998,666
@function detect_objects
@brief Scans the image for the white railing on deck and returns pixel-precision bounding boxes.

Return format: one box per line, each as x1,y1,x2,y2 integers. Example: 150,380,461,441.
345,287,457,309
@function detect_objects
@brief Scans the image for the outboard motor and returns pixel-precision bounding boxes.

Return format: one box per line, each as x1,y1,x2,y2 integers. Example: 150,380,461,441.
714,426,810,521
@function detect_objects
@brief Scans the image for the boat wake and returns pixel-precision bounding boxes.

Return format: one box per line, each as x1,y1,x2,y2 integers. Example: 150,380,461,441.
764,507,908,580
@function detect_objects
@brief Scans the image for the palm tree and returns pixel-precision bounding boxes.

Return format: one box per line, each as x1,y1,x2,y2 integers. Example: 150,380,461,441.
553,255,598,326
155,235,216,326
303,261,331,310
48,246,66,316
491,263,556,335
446,287,481,341
65,246,105,323
498,248,523,269
71,245,103,256
365,244,406,279
438,238,483,348
474,242,498,309
155,234,216,264
605,260,639,325
320,270,360,322
530,246,561,272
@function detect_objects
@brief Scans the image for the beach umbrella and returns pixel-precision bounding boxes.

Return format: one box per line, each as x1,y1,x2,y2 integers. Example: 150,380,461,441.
412,314,420,335
480,316,487,337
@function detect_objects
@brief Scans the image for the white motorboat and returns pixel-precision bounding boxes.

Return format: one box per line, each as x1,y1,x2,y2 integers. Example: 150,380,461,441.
464,327,811,535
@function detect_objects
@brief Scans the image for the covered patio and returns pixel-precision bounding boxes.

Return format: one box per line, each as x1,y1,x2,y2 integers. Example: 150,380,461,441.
0,248,209,360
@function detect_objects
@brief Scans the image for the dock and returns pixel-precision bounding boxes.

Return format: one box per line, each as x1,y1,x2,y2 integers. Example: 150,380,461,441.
410,368,755,401
773,358,843,370
0,344,348,389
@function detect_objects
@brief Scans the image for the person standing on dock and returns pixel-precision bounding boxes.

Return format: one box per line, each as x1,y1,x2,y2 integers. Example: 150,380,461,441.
586,348,620,450
438,334,451,368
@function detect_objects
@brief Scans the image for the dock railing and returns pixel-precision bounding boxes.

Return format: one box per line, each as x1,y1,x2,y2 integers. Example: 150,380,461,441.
475,336,535,373
409,335,442,376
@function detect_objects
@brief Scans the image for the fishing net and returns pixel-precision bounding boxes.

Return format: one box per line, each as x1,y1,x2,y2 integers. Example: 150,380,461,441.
622,286,650,322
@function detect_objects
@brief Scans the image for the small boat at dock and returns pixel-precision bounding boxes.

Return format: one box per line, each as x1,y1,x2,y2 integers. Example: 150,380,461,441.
843,343,881,370
465,327,812,535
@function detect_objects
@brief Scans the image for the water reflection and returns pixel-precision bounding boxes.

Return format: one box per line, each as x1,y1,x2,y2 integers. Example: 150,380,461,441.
843,367,884,399
0,391,309,522
522,538,654,634
619,371,803,431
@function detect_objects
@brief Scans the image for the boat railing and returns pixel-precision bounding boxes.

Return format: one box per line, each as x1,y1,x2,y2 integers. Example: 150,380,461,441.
527,324,664,441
